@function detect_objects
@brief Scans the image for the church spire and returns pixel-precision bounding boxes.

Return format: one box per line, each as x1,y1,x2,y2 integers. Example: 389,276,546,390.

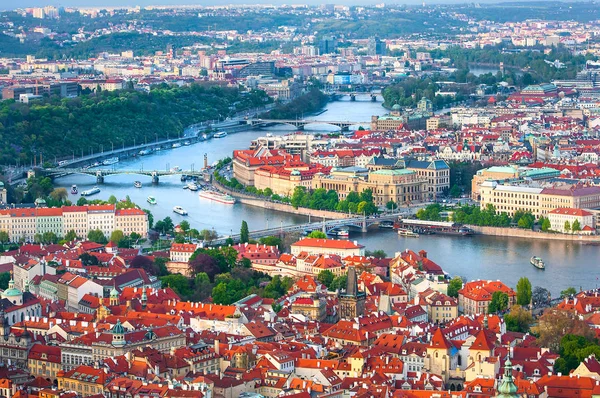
496,356,519,397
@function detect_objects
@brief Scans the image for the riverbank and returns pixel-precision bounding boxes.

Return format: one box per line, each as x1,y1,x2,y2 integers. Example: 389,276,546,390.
215,182,349,220
469,225,600,243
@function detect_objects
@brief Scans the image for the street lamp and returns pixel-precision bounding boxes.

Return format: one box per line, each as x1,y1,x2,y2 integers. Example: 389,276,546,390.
110,140,114,152
155,133,158,143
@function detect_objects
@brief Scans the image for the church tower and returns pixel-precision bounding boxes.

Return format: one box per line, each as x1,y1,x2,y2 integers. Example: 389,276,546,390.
338,267,366,320
109,287,120,306
425,328,453,384
496,357,519,397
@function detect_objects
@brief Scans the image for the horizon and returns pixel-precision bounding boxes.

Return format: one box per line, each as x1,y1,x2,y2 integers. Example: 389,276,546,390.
1,0,590,10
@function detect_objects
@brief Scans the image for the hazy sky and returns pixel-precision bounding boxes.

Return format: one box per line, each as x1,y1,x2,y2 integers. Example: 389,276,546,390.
2,0,581,10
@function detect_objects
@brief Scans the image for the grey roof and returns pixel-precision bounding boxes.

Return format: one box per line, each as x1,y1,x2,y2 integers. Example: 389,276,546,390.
406,159,449,170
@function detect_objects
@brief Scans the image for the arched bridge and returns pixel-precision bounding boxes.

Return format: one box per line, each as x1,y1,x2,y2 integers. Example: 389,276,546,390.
43,168,205,184
212,214,399,244
245,119,371,131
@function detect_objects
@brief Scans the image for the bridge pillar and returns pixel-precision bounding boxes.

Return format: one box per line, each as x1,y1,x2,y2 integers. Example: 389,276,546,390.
371,94,377,102
340,125,349,132
96,171,104,184
362,218,367,233
151,172,159,185
350,94,356,101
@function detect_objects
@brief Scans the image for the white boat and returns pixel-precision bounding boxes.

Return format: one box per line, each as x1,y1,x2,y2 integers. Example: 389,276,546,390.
173,206,188,215
134,181,142,188
147,196,157,205
398,228,419,238
531,256,545,270
81,186,101,196
71,185,78,194
213,131,227,138
170,166,181,172
198,190,236,205
139,149,151,156
183,141,191,146
102,157,119,166
328,228,349,238
187,183,199,191
172,143,182,148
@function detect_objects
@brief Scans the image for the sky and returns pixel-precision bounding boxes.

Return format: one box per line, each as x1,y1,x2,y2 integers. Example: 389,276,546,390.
1,0,585,10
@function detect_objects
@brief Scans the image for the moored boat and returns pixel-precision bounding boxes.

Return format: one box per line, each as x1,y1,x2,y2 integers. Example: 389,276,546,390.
134,181,142,188
173,206,188,215
147,196,157,205
172,143,182,148
213,131,227,138
102,157,119,166
379,220,394,229
531,256,545,270
198,190,236,205
328,228,349,238
187,183,199,191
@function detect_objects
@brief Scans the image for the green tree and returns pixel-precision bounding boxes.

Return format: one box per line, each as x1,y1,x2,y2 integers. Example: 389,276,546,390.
561,287,577,298
87,229,107,244
572,219,581,232
200,229,218,242
307,230,327,239
65,229,77,241
330,275,348,291
541,217,551,232
504,305,533,333
179,220,190,232
160,274,192,297
564,220,571,233
0,272,11,289
488,291,509,313
365,249,387,258
386,200,396,210
259,236,282,249
447,276,463,298
317,270,335,288
449,184,461,198
110,230,124,244
41,231,58,244
49,187,68,203
240,220,249,243
0,231,8,243
108,195,118,204
516,277,532,306
143,209,154,229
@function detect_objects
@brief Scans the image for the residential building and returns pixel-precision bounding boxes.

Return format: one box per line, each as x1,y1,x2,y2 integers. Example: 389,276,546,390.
291,238,364,257
547,208,596,233
170,243,198,263
458,280,516,315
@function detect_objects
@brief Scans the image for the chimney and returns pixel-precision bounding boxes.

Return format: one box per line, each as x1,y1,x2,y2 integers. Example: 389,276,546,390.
214,340,220,355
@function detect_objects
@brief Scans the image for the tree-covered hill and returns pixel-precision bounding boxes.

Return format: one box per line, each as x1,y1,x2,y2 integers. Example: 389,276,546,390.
0,83,270,164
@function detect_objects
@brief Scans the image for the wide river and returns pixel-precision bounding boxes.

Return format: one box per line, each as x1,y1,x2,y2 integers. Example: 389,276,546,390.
54,95,599,296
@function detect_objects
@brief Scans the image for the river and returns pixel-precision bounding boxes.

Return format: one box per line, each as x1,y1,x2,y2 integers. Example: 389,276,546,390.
54,94,598,296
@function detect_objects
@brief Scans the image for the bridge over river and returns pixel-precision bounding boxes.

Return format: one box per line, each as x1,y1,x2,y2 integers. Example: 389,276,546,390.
43,167,207,184
210,214,398,244
244,118,371,131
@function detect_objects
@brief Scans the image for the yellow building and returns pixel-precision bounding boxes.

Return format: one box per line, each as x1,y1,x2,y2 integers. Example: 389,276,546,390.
471,166,519,200
254,164,315,197
58,365,110,396
427,293,458,324
312,168,427,207
28,344,62,383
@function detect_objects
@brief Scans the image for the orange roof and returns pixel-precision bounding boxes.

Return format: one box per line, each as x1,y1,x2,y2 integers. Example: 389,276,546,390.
548,208,593,217
292,238,363,250
429,328,452,350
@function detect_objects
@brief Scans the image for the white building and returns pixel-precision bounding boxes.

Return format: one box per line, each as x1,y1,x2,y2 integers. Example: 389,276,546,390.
547,208,595,234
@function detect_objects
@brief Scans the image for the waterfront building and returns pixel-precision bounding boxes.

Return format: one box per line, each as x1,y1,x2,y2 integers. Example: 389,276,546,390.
232,149,297,186
0,205,148,242
291,238,364,257
253,162,328,197
406,159,450,200
547,208,596,233
471,166,520,200
458,280,516,315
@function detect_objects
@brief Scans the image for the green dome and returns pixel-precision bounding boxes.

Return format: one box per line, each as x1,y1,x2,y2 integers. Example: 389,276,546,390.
2,278,21,297
392,104,401,111
112,319,125,335
497,357,519,397
110,287,119,299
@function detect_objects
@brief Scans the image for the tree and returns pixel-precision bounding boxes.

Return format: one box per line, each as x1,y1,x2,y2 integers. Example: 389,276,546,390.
330,275,348,291
160,274,192,298
307,230,327,239
179,220,190,233
110,230,124,244
386,200,396,210
449,184,461,198
189,253,221,281
572,219,581,232
317,270,335,288
0,231,8,243
564,220,571,233
49,187,68,202
79,252,99,266
554,334,600,374
41,231,58,244
504,305,533,333
560,287,577,298
532,286,551,307
447,276,463,298
259,236,282,249
365,249,387,258
488,291,509,313
200,229,218,242
131,255,158,275
541,217,551,232
533,308,595,352
153,256,169,276
108,195,118,204
87,229,107,244
0,272,10,289
240,220,249,243
143,209,154,229
516,277,532,306
65,229,77,242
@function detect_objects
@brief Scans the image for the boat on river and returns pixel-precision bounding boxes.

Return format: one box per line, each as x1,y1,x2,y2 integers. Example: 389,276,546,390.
134,181,142,188
147,196,157,205
198,190,236,205
71,185,78,194
213,131,227,138
81,186,101,196
398,228,419,238
172,143,182,148
187,183,199,191
173,206,188,215
328,228,349,238
102,157,119,166
531,256,545,270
